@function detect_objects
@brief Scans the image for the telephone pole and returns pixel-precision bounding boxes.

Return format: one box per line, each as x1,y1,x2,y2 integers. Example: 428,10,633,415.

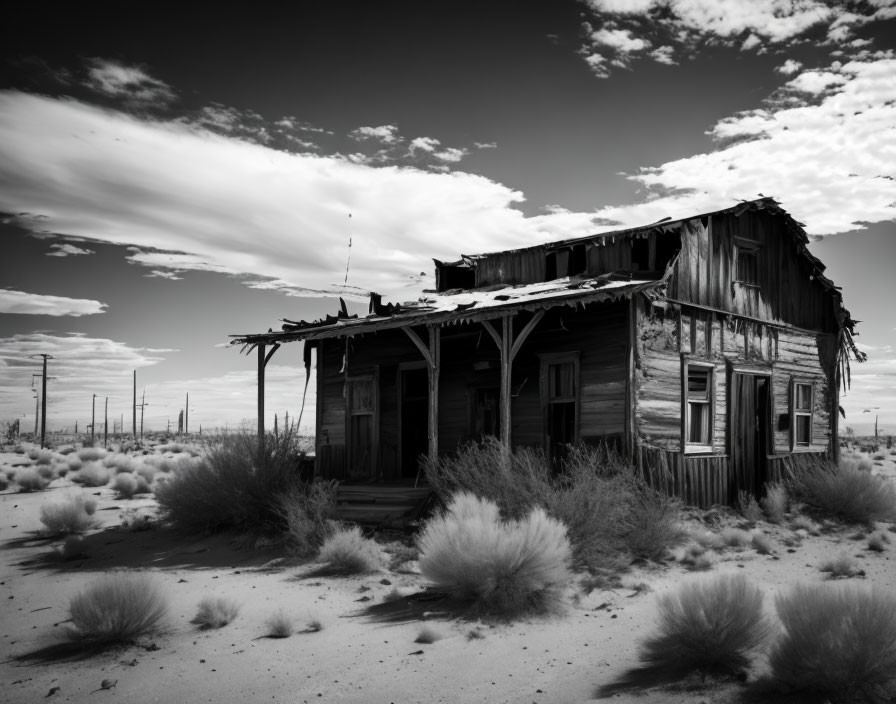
29,354,53,449
185,392,189,434
91,393,96,445
104,396,109,447
132,370,137,439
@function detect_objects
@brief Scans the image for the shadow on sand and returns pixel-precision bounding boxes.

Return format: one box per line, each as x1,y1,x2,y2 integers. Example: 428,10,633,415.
3,523,290,576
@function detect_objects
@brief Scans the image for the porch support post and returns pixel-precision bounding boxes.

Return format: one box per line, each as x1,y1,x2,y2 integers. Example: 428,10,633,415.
481,310,544,450
257,343,266,448
427,325,440,460
402,325,441,460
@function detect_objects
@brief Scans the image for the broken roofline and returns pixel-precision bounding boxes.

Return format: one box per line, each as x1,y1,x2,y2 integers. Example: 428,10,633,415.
229,278,665,349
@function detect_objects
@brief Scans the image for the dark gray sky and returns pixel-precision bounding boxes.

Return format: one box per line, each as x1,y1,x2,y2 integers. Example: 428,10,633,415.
1,0,894,433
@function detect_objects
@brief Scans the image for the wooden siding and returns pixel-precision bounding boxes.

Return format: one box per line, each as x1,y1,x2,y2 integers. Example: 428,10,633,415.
668,212,835,332
636,446,729,508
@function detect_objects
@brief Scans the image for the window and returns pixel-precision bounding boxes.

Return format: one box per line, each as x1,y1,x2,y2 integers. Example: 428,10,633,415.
540,354,579,466
685,363,713,448
734,238,761,286
792,381,814,447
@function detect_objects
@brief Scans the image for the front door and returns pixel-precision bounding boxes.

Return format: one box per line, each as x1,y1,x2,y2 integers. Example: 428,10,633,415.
730,372,771,501
400,367,429,478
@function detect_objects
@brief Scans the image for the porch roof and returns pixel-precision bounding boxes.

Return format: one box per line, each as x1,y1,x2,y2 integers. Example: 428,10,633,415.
230,275,664,349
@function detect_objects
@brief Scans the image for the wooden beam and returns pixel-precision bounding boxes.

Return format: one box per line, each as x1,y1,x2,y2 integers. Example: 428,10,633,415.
510,310,544,363
480,320,502,350
257,343,266,448
402,327,433,367
264,342,281,368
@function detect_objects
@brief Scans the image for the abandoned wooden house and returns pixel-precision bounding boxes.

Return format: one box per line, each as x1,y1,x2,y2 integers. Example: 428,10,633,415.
231,197,862,510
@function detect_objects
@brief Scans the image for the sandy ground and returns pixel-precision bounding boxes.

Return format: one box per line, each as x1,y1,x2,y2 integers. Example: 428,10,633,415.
2,444,896,704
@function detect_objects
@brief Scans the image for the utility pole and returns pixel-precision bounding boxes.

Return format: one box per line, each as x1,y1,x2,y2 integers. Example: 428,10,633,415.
91,393,96,445
104,396,109,448
31,374,41,437
138,389,147,439
185,392,189,434
30,354,53,449
132,370,137,440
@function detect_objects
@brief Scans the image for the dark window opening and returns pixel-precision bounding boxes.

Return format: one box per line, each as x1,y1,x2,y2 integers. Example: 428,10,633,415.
736,248,759,285
436,262,475,292
544,358,578,468
544,251,557,281
568,244,587,275
631,237,650,271
654,232,681,271
471,387,500,441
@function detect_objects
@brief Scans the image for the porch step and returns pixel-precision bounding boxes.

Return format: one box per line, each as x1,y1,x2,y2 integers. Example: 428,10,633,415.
334,484,434,527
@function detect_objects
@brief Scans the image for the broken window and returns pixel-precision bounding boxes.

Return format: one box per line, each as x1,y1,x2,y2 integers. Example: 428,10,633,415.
792,381,814,447
685,364,713,448
631,236,650,271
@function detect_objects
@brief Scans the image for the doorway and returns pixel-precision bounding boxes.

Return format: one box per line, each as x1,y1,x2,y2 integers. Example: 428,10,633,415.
729,371,772,501
399,366,429,478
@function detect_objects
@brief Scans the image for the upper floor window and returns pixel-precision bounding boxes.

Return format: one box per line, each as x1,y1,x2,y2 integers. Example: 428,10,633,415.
685,362,714,449
792,381,814,447
734,237,761,286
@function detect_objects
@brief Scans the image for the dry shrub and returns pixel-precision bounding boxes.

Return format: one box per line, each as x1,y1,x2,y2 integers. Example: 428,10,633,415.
790,514,820,535
721,528,752,548
316,525,386,575
121,508,152,531
71,461,110,487
790,456,896,525
414,626,442,644
30,449,53,465
868,531,890,552
76,447,107,462
154,430,305,534
417,492,572,618
192,596,240,629
638,574,771,676
135,464,156,484
761,482,788,523
693,531,726,551
39,495,98,535
264,610,293,638
66,573,168,644
276,480,338,556
424,439,683,571
769,584,896,699
737,491,763,523
66,454,83,472
13,467,51,492
112,472,138,498
819,553,863,579
751,533,773,555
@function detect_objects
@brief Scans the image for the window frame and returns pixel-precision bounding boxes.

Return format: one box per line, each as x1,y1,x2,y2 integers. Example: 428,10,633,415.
539,352,580,453
682,359,716,454
790,378,815,450
733,236,761,288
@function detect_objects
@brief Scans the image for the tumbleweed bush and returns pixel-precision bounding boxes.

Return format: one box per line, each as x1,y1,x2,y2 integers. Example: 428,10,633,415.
790,456,896,524
66,572,168,644
316,525,386,575
39,495,97,535
191,596,240,629
154,429,305,534
769,584,896,699
638,574,771,676
417,492,572,618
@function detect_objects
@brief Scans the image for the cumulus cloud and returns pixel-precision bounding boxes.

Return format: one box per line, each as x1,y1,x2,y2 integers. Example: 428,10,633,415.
579,0,896,77
349,124,401,144
0,290,107,316
84,58,175,107
47,243,94,257
776,58,803,75
409,136,440,153
0,91,538,300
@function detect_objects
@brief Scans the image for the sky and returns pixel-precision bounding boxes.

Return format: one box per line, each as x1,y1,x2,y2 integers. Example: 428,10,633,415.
1,0,894,436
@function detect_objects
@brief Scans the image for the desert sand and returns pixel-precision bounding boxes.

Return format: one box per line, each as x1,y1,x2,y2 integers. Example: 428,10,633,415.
2,443,895,704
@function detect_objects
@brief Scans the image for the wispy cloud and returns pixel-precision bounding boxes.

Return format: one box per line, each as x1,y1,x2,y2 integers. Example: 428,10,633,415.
47,243,94,257
579,0,896,77
84,58,175,108
0,290,107,317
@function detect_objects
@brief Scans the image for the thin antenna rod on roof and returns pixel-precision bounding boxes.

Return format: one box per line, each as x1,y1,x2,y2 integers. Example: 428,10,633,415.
342,213,352,293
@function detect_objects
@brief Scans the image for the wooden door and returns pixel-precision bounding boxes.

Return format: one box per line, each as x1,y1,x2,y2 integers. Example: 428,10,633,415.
347,376,377,481
730,372,771,501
